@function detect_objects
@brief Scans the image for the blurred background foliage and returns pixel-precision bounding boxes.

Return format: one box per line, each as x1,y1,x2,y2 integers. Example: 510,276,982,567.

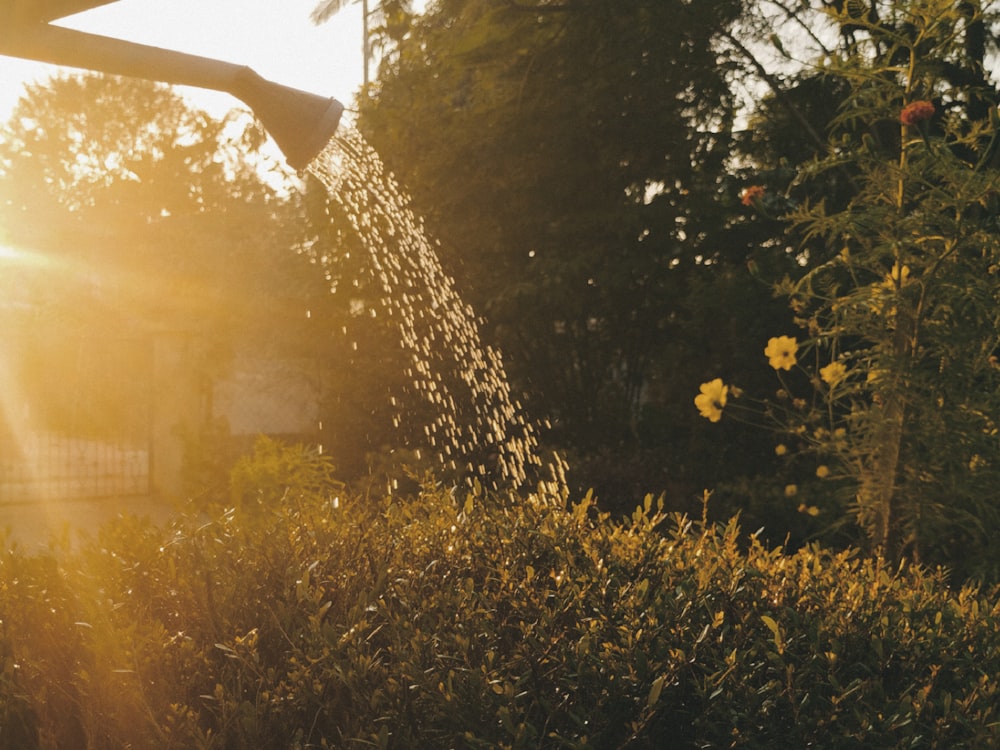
0,0,998,577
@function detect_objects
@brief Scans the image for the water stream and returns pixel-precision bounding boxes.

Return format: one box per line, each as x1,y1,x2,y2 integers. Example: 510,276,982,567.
307,126,542,489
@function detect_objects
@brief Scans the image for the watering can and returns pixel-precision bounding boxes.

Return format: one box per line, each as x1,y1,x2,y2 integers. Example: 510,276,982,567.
0,0,345,169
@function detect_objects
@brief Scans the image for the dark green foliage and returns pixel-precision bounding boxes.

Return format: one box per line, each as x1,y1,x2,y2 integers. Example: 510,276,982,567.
2,447,999,747
750,0,1000,574
356,0,781,501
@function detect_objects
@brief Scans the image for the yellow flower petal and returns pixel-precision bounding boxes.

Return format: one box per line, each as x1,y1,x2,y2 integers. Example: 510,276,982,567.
694,378,728,423
820,361,847,386
765,336,798,371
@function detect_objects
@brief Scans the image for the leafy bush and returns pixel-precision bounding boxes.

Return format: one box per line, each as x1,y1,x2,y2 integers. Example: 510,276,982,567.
700,0,1000,577
1,447,1000,747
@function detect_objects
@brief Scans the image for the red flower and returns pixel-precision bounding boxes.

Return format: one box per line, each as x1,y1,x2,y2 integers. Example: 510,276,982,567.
741,185,766,206
900,100,935,126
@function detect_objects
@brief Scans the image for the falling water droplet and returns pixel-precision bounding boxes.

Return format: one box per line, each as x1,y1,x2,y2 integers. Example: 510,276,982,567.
308,125,542,488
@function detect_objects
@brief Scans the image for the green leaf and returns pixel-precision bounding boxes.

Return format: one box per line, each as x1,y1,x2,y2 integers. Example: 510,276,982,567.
761,615,784,654
647,675,665,709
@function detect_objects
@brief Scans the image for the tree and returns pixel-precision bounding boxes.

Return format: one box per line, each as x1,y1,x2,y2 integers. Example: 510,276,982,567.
352,0,796,508
311,0,414,90
0,73,307,338
0,73,338,483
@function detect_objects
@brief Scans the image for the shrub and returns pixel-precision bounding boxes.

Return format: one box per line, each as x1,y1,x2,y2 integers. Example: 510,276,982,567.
699,0,1000,578
1,450,999,747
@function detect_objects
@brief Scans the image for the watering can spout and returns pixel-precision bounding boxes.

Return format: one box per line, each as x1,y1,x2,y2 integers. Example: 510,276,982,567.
231,68,344,171
0,20,344,169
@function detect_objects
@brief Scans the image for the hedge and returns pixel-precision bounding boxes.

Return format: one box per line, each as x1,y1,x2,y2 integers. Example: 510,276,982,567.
1,441,999,748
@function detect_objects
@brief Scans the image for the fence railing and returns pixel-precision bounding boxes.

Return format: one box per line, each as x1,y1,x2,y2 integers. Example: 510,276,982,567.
1,329,153,502
0,430,150,502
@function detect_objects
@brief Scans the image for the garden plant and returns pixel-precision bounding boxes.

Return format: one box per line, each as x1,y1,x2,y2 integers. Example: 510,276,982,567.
1,439,1000,747
698,0,1000,580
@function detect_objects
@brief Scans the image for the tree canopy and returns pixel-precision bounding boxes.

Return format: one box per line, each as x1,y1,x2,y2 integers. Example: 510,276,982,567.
350,0,1000,576
353,0,798,507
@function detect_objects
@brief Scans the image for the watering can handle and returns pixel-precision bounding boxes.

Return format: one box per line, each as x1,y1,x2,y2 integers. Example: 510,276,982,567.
2,21,251,91
6,0,121,24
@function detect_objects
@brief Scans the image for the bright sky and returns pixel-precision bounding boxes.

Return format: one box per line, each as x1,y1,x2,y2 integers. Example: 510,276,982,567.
0,0,369,121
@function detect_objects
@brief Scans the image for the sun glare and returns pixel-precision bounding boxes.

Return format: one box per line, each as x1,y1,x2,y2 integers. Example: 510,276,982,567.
0,241,57,271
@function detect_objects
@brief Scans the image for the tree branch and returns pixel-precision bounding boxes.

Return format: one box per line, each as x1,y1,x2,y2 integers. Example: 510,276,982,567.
721,28,828,154
504,0,573,12
767,0,834,57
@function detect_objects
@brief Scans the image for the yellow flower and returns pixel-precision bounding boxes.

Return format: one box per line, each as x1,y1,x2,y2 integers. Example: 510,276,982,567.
820,361,847,386
694,378,728,423
765,336,798,371
775,444,788,456
784,484,798,497
816,465,830,479
798,503,820,516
